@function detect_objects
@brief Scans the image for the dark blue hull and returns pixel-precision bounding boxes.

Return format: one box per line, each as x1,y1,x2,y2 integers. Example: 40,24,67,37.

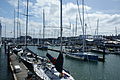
21,59,33,71
37,46,48,50
66,53,98,61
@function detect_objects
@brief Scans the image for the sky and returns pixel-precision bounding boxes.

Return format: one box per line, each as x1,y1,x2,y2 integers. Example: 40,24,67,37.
0,0,120,38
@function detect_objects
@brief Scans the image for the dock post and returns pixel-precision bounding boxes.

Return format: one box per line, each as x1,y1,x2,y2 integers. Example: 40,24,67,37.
7,45,10,68
4,41,6,54
103,44,105,62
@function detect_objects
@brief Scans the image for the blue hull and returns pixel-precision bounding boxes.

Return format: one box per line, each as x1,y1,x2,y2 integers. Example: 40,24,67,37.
21,59,33,71
67,53,98,61
37,46,48,50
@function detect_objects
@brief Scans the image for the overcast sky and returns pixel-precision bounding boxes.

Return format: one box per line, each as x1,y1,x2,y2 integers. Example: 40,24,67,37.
0,0,120,38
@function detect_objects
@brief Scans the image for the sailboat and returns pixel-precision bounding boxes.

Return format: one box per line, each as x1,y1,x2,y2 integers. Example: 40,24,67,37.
33,53,74,80
33,0,75,79
66,0,98,61
37,9,48,50
14,0,41,70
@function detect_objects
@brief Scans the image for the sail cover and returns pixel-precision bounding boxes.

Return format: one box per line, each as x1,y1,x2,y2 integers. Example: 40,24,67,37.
46,53,56,65
46,53,63,73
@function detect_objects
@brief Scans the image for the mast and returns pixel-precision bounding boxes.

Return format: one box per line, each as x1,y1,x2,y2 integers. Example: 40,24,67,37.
19,22,21,40
25,0,29,48
60,0,63,53
72,24,74,36
96,19,99,38
38,29,41,45
43,9,45,45
115,26,117,36
69,21,71,37
4,23,6,41
85,23,87,38
75,14,78,36
0,21,2,44
82,0,85,52
14,9,16,44
17,0,20,43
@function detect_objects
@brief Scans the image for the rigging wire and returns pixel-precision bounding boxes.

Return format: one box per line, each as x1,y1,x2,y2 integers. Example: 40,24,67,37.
84,3,93,35
76,0,83,30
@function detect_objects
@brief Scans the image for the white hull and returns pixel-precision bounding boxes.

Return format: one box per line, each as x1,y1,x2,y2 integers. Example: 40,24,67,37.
0,43,1,48
34,64,51,80
33,63,74,80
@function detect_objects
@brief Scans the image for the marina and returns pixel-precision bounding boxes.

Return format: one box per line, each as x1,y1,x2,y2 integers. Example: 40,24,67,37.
1,44,120,80
0,0,120,80
25,46,120,80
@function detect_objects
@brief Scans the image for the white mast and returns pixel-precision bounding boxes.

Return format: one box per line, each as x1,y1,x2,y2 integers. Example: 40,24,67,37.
60,0,63,53
72,24,74,36
0,21,2,45
5,24,6,39
43,9,45,45
96,19,99,38
38,29,41,45
75,14,78,36
82,0,85,52
115,26,117,36
25,0,29,48
14,9,16,44
17,0,20,42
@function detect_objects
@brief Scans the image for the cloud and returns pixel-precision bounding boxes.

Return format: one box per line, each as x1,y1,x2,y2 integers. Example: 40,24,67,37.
112,0,120,2
85,13,120,35
105,14,120,24
3,0,120,38
8,0,18,7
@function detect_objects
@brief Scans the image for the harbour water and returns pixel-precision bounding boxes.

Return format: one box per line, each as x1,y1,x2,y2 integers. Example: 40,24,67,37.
0,46,120,80
0,47,13,80
29,46,120,80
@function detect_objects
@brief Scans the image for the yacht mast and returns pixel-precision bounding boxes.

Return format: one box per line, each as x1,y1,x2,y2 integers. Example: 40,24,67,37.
82,0,85,52
43,9,45,45
5,24,6,39
38,29,41,45
60,0,63,53
25,0,29,48
75,14,78,36
17,0,19,43
14,9,16,44
0,21,2,44
96,19,99,38
115,26,117,36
